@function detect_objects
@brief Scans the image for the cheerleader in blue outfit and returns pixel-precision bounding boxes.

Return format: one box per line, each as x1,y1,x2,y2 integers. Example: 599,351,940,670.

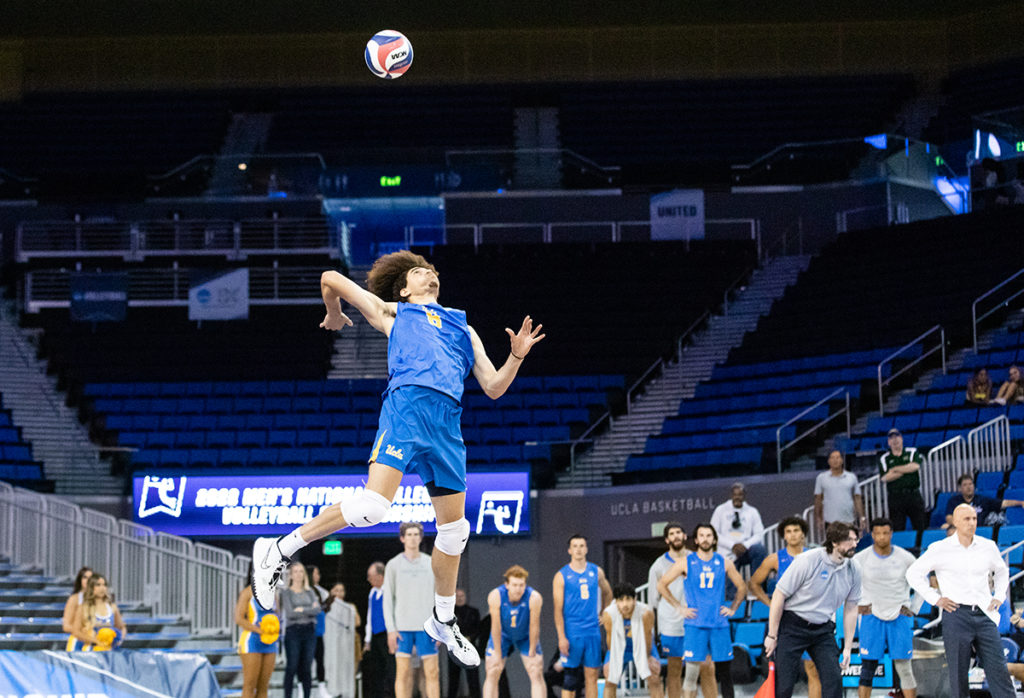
66,574,126,651
235,583,279,698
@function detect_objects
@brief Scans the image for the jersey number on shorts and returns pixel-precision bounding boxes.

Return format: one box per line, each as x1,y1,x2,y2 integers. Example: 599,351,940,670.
699,572,715,589
580,582,590,600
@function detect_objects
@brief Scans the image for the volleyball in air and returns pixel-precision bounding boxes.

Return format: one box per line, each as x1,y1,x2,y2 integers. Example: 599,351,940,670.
365,30,414,79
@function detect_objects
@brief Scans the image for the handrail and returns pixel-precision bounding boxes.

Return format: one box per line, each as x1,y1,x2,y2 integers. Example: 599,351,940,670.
876,325,945,415
444,147,621,176
626,358,664,417
722,267,754,317
775,388,850,473
676,311,711,362
972,267,1024,352
147,151,328,181
967,415,1012,473
921,435,966,510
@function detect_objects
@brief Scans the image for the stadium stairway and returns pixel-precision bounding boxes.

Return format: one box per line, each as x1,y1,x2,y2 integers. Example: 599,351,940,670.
0,299,122,497
561,255,811,487
328,267,389,380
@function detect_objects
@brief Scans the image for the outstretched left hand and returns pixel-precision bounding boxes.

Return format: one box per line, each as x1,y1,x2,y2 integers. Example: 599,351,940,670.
506,315,545,360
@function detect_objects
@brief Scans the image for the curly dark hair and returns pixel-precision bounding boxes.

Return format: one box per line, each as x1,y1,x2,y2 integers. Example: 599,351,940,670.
366,250,437,302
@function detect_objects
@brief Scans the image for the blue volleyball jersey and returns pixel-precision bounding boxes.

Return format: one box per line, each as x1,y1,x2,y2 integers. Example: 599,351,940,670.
387,302,474,402
560,563,601,635
499,585,533,642
368,588,385,635
682,552,728,629
777,546,806,579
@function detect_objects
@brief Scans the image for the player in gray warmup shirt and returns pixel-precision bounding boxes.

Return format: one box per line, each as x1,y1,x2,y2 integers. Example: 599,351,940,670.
764,522,861,698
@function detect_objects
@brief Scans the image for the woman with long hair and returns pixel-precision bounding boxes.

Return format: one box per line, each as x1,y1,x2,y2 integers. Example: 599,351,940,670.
62,567,92,642
280,561,320,698
67,573,126,651
235,571,279,698
995,365,1024,405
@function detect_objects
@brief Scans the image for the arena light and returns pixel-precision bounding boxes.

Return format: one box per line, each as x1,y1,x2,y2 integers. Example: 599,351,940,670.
863,134,888,150
988,133,1002,158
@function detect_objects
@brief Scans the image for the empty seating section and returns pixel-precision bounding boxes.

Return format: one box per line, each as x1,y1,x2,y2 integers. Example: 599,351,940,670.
624,348,894,478
924,57,1024,148
418,241,756,378
559,76,913,184
32,306,334,382
0,406,45,488
728,209,1024,364
88,375,623,473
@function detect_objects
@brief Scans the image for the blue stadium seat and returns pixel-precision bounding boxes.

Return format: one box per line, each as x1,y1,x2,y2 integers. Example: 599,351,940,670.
998,525,1024,547
219,449,249,467
890,530,918,549
732,622,766,664
267,430,297,448
174,432,204,449
292,397,320,413
188,449,219,467
920,529,946,549
747,601,769,621
297,430,327,447
976,471,1005,491
236,431,267,448
300,414,332,429
279,448,309,467
205,431,235,448
213,415,244,430
204,397,233,414
160,415,190,431
310,447,342,466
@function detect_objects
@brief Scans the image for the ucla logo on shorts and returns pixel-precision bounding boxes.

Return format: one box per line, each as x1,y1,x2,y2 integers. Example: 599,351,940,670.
385,444,405,461
424,307,442,328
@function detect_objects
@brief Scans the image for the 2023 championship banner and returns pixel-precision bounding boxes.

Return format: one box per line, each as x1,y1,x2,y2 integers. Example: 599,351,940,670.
133,471,530,537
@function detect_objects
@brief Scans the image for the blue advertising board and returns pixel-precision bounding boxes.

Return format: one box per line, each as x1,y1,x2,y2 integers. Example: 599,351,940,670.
133,471,530,537
69,272,127,322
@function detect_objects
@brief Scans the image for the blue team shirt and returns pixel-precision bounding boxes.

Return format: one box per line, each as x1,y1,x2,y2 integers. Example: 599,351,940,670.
368,588,385,635
499,585,533,642
682,552,729,629
777,546,806,579
560,563,601,635
387,302,474,402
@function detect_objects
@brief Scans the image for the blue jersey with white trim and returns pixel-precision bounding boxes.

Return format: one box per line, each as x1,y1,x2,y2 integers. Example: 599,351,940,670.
387,302,474,402
498,584,532,642
682,552,729,629
777,546,806,578
560,563,601,635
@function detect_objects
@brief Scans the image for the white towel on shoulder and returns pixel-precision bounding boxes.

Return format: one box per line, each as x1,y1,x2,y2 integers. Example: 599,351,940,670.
605,600,651,684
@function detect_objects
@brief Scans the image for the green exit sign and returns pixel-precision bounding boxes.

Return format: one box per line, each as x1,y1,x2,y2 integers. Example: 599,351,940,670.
380,175,402,187
934,155,945,166
323,540,343,556
1016,141,1024,153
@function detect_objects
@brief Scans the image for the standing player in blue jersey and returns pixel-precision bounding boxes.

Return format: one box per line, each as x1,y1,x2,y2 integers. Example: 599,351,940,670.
483,565,545,698
657,524,745,698
553,534,613,698
251,251,545,669
748,516,821,698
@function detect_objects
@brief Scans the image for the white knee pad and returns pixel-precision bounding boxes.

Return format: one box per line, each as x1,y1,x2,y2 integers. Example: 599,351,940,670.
682,662,701,691
340,489,391,528
893,659,916,689
434,517,470,556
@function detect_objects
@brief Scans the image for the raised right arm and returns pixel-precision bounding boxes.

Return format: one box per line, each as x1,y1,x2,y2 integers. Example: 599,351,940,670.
320,270,396,335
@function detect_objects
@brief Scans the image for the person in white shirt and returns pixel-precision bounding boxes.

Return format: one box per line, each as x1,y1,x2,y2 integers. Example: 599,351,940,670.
905,504,1015,697
852,518,919,698
813,450,866,537
708,483,766,596
646,523,715,698
384,523,439,698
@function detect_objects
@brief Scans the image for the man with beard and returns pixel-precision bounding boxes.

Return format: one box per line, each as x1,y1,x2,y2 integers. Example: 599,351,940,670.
656,523,745,698
646,523,715,698
764,522,861,698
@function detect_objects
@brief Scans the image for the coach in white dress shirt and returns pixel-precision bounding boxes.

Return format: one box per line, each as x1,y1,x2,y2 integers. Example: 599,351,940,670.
905,504,1014,697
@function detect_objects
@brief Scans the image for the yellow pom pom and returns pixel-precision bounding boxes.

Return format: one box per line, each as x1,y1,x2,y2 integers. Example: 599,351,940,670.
95,626,116,649
259,613,280,644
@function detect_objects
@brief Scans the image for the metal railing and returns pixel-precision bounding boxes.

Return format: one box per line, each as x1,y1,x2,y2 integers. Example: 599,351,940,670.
24,266,327,312
972,267,1024,352
16,218,341,262
0,481,246,637
968,415,1012,473
775,388,851,473
921,436,967,510
877,325,946,415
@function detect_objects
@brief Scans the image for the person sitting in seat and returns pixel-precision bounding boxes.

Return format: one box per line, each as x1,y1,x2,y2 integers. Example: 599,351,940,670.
966,368,993,405
994,366,1024,405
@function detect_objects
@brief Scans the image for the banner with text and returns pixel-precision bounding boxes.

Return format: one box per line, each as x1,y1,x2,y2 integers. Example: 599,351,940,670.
650,189,705,240
133,470,530,537
0,650,220,697
70,273,127,322
188,268,249,320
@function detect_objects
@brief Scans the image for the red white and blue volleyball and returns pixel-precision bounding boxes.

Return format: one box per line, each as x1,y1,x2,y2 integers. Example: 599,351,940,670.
365,30,414,79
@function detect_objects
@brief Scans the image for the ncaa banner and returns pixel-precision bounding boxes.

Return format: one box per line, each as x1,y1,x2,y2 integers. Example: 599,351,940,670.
0,650,220,697
69,273,127,323
188,268,249,321
650,189,705,241
133,470,530,537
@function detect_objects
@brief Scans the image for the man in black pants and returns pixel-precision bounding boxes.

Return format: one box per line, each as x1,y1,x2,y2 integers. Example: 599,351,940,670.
764,523,862,698
879,429,928,532
447,588,481,698
363,561,396,698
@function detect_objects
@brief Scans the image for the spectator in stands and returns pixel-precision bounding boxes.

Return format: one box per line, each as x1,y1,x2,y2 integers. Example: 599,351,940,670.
448,589,481,698
1003,610,1024,682
280,561,320,698
994,365,1024,405
62,566,93,641
942,473,1024,531
966,368,993,405
879,429,928,532
363,561,396,698
709,483,766,596
309,565,330,698
813,450,866,538
235,577,278,698
748,517,820,698
764,523,861,698
324,582,361,698
906,504,1015,697
599,583,663,698
67,573,127,651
